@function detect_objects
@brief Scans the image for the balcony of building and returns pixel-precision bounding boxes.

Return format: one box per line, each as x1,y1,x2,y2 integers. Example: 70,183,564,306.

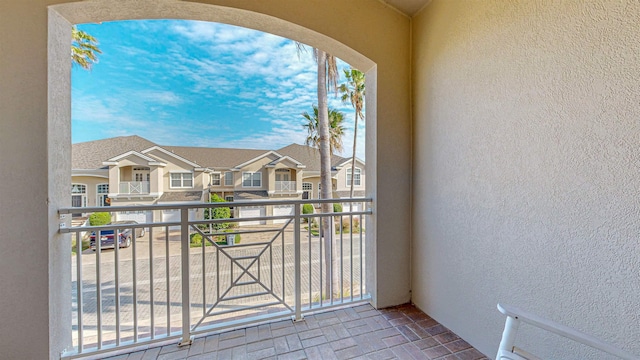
118,181,151,195
274,181,297,194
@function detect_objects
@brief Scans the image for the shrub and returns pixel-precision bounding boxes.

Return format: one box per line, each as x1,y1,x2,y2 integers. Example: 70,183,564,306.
89,212,111,226
339,217,361,233
190,232,241,247
190,233,212,248
302,204,314,215
302,204,314,223
204,194,231,231
333,203,343,213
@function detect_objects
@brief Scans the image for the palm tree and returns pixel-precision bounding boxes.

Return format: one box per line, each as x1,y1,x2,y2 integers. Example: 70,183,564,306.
71,26,102,70
338,69,365,199
297,44,340,299
302,105,346,155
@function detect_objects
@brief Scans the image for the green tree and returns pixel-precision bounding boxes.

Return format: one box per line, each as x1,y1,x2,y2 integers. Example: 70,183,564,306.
205,194,231,231
302,105,346,155
338,68,365,199
72,26,102,70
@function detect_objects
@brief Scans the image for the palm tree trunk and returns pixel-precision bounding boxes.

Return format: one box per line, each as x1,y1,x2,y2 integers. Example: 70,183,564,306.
317,50,336,300
349,114,358,199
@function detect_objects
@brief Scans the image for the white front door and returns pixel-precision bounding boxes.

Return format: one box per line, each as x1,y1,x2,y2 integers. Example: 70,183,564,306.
275,173,290,182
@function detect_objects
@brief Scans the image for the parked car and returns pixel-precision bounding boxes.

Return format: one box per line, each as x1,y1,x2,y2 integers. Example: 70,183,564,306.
89,221,145,250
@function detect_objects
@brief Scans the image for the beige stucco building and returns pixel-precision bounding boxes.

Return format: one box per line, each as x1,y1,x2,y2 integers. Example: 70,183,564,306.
1,0,639,359
72,136,366,225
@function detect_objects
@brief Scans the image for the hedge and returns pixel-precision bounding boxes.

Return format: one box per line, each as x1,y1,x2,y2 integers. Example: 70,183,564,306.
89,212,111,226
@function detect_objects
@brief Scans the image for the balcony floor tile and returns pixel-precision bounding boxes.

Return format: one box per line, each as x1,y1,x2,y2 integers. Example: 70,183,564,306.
104,304,489,360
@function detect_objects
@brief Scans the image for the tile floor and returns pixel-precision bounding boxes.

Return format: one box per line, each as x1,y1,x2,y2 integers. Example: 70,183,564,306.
105,304,490,360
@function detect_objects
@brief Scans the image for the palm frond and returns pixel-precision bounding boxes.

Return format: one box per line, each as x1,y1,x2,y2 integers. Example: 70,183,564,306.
302,105,345,155
71,26,102,70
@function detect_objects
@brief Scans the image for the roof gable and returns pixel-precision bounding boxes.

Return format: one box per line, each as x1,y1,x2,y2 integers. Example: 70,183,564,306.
72,135,157,169
104,150,158,164
266,155,306,168
277,143,348,172
335,157,366,168
233,151,284,170
142,146,201,168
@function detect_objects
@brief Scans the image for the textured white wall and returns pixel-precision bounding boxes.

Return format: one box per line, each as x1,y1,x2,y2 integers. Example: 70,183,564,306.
412,1,640,358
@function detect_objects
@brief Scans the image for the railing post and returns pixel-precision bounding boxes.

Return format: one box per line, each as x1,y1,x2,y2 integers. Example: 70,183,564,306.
179,207,193,346
497,315,520,358
293,203,303,321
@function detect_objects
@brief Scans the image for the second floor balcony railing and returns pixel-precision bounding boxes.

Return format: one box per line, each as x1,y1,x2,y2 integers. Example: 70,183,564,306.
59,198,372,359
119,181,150,194
274,181,296,193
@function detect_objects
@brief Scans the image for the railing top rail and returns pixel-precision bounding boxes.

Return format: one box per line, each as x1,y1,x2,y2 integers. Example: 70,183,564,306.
498,304,639,360
59,197,373,214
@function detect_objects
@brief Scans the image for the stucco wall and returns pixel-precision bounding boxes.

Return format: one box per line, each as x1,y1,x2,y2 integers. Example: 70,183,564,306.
412,1,640,358
0,1,410,358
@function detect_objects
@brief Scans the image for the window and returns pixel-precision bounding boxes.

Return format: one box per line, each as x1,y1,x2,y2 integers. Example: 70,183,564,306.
318,183,322,199
225,195,234,209
346,168,361,186
97,184,110,206
171,172,193,188
71,184,87,210
133,167,150,182
71,184,86,194
302,182,313,200
224,172,233,186
242,172,262,187
211,173,221,186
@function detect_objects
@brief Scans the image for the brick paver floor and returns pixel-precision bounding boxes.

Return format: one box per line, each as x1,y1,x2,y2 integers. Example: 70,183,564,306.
104,303,489,360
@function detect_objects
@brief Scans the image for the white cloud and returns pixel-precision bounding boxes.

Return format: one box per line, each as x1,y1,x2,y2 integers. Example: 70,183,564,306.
135,90,183,106
74,19,366,160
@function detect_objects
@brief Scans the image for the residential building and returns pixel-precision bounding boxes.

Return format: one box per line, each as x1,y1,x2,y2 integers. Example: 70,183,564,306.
71,136,366,224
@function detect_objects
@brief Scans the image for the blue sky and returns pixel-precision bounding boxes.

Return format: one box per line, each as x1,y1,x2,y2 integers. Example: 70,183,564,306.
73,20,364,159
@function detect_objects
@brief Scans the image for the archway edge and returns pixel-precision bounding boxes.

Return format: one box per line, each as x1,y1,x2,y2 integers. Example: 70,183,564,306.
51,0,375,72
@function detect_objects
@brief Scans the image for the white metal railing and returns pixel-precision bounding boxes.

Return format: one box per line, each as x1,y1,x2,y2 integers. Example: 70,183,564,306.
118,181,150,194
59,198,372,359
497,304,639,360
274,181,296,192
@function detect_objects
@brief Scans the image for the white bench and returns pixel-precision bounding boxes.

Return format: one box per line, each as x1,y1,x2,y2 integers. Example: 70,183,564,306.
496,304,639,360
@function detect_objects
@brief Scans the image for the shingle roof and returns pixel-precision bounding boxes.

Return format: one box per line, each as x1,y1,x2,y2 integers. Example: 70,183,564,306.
158,191,204,202
276,144,347,172
234,191,269,200
72,136,352,171
72,135,157,169
162,146,269,169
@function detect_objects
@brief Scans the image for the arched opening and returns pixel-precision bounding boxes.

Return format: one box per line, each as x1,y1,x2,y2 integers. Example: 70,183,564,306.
49,1,380,355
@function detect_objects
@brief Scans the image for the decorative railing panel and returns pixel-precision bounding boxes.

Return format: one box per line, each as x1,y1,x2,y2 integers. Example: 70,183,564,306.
274,181,296,192
60,198,372,358
119,181,150,194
